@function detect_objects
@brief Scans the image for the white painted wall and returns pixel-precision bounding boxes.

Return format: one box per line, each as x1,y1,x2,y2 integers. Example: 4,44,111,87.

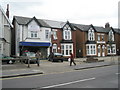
0,6,12,56
15,19,51,56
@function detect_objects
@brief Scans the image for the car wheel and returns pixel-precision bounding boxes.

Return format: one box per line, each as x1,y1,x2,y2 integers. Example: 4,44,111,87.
61,60,63,62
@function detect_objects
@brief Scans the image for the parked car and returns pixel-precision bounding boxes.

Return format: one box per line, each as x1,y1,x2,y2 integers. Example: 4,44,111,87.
48,53,64,62
1,54,15,64
22,52,37,64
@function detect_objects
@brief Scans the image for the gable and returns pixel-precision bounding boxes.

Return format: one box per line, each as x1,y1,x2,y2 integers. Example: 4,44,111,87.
28,20,40,31
63,24,71,31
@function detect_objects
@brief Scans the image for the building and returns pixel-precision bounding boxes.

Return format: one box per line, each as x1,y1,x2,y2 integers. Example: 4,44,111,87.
12,15,120,59
0,4,13,56
12,16,51,59
74,23,119,57
44,20,76,58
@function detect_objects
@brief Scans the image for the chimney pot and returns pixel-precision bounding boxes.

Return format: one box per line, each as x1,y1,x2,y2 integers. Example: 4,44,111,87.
6,4,9,18
105,22,110,28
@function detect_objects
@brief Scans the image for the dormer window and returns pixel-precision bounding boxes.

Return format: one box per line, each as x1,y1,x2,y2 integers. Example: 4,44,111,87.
109,30,114,41
88,28,95,41
63,24,72,40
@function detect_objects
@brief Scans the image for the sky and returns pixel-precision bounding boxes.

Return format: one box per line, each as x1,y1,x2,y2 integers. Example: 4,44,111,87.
0,0,119,28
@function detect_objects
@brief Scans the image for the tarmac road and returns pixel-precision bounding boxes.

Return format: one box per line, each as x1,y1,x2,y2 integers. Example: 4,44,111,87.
2,64,118,89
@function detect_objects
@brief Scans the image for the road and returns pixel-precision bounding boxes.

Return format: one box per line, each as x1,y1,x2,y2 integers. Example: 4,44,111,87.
2,65,119,89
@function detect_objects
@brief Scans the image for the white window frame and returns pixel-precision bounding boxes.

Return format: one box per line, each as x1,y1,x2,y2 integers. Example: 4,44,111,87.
88,28,95,41
52,44,57,53
107,44,116,54
61,44,73,56
109,30,114,41
53,30,57,40
86,44,96,55
45,30,49,39
63,24,72,40
30,31,38,38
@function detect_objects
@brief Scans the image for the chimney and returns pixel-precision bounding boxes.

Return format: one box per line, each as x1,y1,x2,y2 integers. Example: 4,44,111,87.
6,4,9,18
105,22,110,28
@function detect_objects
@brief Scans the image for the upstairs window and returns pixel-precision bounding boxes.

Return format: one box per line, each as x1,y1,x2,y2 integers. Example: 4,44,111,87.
63,24,72,40
109,30,114,41
45,30,49,39
53,30,57,40
88,28,95,41
31,31,38,38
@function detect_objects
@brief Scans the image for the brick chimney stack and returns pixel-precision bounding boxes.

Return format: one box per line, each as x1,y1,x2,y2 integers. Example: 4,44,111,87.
6,4,9,18
105,22,110,28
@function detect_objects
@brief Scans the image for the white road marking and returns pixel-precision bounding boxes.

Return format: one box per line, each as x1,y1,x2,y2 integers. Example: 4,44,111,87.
116,73,120,75
42,77,95,88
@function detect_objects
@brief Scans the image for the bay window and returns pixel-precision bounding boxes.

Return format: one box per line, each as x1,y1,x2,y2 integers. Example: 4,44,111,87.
86,44,96,55
61,44,73,56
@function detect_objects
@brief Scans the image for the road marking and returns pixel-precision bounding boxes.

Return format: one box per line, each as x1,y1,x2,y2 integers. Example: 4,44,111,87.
116,73,120,75
42,77,95,88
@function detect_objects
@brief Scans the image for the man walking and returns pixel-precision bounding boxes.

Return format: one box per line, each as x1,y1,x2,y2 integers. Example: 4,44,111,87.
70,53,76,66
35,51,41,67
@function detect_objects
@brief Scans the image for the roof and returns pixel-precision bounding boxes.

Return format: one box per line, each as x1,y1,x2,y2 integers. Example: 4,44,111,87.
93,26,108,33
73,23,90,31
13,16,50,27
43,19,66,28
0,5,13,27
73,23,114,33
113,28,120,34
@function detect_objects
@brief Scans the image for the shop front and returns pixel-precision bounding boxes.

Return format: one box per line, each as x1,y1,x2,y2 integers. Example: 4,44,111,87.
19,42,51,59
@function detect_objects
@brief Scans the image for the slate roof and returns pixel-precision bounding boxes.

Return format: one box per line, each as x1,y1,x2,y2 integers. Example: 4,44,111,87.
13,16,50,27
73,23,91,31
93,26,108,33
13,16,120,34
43,19,66,28
114,28,120,34
73,23,115,33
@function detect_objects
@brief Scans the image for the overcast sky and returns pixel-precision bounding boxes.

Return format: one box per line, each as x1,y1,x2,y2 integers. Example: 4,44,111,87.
0,0,119,28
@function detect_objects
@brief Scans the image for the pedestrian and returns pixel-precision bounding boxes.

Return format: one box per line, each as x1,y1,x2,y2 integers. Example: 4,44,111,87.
35,51,41,67
70,52,76,66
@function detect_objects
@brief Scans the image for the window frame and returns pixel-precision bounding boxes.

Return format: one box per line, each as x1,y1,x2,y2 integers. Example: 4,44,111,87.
61,44,73,56
45,30,49,39
88,28,95,41
63,24,72,40
86,44,96,55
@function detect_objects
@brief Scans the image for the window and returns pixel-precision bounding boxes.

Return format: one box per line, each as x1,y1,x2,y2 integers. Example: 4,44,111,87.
86,46,89,55
88,28,95,41
61,44,73,56
63,30,71,40
101,35,104,41
61,45,64,55
97,35,100,41
107,44,116,54
109,30,114,41
63,24,72,40
45,30,49,39
52,44,57,53
86,44,96,55
31,31,38,38
53,31,57,40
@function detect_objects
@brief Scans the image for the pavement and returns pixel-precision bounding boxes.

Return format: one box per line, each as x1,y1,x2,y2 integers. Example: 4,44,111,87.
1,57,119,78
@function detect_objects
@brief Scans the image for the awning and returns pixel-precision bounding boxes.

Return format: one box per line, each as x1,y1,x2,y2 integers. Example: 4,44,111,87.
19,42,51,47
